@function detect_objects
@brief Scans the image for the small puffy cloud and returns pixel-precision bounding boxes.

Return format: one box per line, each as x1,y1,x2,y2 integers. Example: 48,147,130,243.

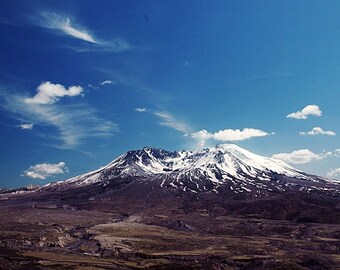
25,81,83,105
100,80,113,85
272,149,331,164
287,104,322,120
300,127,336,136
191,128,269,147
212,128,269,141
23,162,68,180
20,123,33,130
154,111,191,134
327,168,340,179
135,107,149,113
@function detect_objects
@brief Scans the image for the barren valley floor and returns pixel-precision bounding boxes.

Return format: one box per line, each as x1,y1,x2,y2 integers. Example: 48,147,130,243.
0,199,339,270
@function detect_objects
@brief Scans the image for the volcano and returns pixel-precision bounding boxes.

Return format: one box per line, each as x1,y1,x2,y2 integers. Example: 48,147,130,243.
37,144,338,198
1,145,340,270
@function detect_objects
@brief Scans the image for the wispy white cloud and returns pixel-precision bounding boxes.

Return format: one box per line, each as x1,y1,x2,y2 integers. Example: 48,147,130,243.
300,127,336,136
25,81,83,105
59,18,96,43
0,85,118,148
88,80,116,90
287,104,322,120
135,107,149,113
153,111,191,134
100,80,113,85
327,168,340,179
191,128,270,147
38,12,133,52
23,162,68,180
272,149,331,164
74,38,132,53
40,12,96,43
20,123,33,130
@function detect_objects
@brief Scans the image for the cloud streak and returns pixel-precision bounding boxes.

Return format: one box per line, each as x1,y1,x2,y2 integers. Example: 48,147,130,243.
40,12,96,43
0,85,118,148
59,18,96,43
100,80,113,85
287,104,322,120
300,127,336,136
23,162,68,179
38,12,133,52
153,111,191,134
272,149,331,164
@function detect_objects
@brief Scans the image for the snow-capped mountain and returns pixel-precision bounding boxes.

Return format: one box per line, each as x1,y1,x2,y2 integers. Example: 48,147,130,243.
45,144,339,196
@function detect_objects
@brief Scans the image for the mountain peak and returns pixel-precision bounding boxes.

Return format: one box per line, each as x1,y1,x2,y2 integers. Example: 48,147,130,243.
47,145,339,196
215,143,240,149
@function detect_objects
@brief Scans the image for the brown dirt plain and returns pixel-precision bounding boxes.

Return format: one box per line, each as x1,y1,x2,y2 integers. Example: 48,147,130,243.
0,195,340,270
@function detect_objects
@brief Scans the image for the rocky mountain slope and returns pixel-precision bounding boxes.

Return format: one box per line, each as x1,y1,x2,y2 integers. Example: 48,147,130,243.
42,144,339,197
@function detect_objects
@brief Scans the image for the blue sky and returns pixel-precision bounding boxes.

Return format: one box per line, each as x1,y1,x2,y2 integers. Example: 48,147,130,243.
0,0,339,188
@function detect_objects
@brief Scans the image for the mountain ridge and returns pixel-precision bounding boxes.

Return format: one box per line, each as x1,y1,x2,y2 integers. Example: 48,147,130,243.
37,144,339,197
